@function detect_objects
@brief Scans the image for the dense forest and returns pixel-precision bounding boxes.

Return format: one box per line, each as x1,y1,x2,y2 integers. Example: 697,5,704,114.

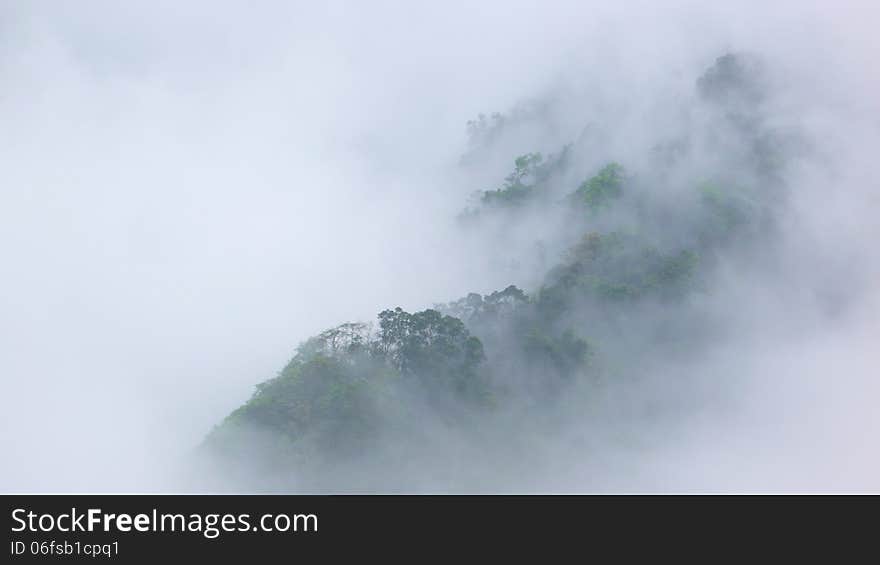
201,53,802,491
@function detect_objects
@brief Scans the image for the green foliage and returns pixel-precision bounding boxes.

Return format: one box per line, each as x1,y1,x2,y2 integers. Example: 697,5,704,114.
523,328,592,380
207,308,491,467
571,163,625,212
376,308,488,402
481,153,544,207
442,285,528,323
207,352,388,464
296,322,373,362
466,146,572,216
540,231,699,308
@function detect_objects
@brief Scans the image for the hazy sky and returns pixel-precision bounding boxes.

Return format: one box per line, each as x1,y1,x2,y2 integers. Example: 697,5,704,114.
1,1,877,491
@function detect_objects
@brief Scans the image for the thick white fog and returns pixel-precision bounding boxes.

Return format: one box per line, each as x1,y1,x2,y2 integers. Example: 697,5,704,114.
1,1,877,492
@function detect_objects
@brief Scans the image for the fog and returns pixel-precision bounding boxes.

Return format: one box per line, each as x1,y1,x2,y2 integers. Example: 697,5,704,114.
1,1,877,492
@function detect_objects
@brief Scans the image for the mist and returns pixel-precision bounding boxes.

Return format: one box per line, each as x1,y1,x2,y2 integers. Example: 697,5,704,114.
1,1,877,492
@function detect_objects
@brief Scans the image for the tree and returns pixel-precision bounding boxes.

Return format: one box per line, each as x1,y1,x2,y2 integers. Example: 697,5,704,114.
480,153,544,207
376,308,488,402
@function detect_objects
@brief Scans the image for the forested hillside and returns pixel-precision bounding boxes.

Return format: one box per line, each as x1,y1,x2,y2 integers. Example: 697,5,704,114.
202,53,800,491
